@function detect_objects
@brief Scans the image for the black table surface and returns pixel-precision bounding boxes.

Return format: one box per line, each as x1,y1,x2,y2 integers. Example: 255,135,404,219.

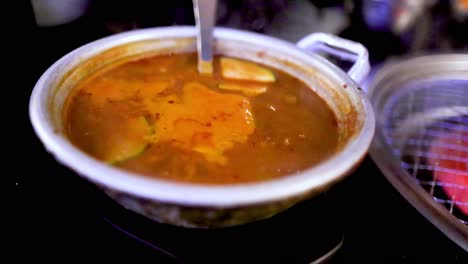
16,4,467,262
17,150,467,263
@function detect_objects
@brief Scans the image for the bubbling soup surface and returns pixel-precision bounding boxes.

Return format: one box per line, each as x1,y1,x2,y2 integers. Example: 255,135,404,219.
64,53,339,184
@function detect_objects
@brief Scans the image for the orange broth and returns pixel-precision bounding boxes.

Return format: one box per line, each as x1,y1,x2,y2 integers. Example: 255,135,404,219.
64,53,339,184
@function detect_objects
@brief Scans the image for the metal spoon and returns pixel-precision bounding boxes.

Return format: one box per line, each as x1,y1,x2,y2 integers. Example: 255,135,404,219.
193,0,217,75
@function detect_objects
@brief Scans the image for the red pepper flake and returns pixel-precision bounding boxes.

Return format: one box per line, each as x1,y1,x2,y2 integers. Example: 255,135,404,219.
168,100,174,104
342,84,347,89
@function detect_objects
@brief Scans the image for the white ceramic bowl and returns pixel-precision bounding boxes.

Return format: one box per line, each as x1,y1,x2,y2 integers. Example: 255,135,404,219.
29,26,375,228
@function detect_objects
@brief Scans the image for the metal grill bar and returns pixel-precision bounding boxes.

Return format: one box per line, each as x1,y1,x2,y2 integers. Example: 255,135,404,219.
399,150,468,163
432,197,468,209
399,162,468,176
417,180,468,190
395,138,468,152
386,121,468,132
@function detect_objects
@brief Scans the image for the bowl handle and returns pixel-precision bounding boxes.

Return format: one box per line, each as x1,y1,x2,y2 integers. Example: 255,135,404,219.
296,33,370,85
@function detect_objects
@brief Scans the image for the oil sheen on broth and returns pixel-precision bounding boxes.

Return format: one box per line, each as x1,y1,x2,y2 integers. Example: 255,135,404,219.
64,53,339,184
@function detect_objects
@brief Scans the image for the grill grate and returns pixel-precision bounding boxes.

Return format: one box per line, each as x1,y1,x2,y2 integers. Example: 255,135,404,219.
381,79,468,225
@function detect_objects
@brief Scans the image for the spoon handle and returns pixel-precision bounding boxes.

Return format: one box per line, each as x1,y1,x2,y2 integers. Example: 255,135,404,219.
193,0,217,74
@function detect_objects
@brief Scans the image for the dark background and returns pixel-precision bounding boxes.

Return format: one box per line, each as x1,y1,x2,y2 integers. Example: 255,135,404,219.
17,0,467,262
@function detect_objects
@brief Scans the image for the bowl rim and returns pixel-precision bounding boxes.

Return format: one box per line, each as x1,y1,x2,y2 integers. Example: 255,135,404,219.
29,26,375,207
